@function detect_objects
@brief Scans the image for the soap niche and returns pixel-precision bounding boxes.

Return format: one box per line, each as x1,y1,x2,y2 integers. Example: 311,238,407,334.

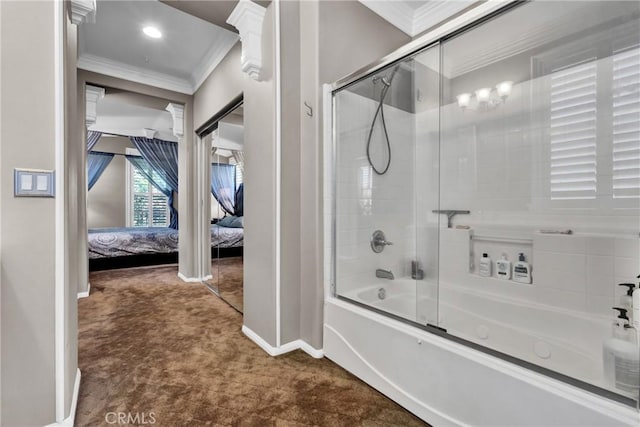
469,232,534,284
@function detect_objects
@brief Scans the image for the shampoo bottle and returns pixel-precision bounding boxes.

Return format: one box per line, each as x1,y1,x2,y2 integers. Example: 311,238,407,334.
479,253,492,277
513,253,532,284
496,253,511,280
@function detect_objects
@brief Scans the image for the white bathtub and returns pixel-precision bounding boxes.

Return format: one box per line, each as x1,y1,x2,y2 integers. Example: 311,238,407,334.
342,279,633,399
325,290,639,426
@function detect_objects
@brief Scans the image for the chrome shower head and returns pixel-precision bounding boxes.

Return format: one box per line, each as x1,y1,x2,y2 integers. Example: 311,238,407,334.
372,75,392,87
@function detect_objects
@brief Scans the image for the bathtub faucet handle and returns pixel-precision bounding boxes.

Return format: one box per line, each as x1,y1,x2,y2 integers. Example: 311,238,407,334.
371,230,393,253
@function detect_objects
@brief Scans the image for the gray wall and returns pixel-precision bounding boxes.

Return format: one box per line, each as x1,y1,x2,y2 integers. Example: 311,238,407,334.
191,0,410,350
279,0,302,345
1,1,56,424
64,3,80,417
194,42,244,130
297,0,411,349
87,137,134,228
192,8,281,345
242,4,278,345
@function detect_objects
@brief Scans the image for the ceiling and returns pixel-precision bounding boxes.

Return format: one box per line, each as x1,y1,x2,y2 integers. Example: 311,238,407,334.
359,0,477,37
159,1,270,32
89,91,177,142
78,0,239,94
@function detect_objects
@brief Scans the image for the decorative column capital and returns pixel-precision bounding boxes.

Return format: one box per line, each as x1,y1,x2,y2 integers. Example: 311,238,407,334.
70,0,96,25
166,103,185,138
143,128,157,139
227,0,267,81
85,85,105,128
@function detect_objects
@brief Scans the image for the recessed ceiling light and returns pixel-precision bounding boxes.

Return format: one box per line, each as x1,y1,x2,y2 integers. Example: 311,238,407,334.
143,26,162,39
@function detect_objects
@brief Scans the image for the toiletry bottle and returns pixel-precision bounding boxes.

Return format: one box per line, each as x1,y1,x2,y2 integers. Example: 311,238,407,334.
496,253,511,280
633,275,640,342
513,253,532,284
603,308,631,385
603,307,640,392
479,253,492,277
618,283,636,312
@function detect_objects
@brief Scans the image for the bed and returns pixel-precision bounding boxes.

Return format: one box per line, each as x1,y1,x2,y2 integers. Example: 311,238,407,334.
89,224,243,270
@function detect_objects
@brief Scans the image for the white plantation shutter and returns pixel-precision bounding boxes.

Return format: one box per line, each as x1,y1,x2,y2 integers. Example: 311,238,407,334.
131,165,169,227
612,45,640,199
549,59,598,200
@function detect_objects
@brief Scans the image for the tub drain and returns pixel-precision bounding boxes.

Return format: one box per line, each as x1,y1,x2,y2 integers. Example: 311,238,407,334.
378,288,386,300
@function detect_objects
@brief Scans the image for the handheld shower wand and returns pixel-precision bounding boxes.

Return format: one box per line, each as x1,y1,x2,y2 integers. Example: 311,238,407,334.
367,65,400,175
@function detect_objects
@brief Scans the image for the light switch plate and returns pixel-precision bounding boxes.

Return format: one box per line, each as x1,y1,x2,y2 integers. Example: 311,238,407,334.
14,169,55,197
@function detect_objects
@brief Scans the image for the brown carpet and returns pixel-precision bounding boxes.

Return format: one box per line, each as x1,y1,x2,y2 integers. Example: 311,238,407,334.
210,256,244,313
77,264,427,426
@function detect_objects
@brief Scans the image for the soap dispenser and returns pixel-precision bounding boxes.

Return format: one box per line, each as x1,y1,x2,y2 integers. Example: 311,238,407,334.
603,307,640,392
496,253,511,280
618,283,636,312
513,253,532,284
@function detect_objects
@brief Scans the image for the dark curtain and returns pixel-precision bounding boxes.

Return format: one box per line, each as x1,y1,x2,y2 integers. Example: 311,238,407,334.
129,137,179,229
211,163,237,215
87,151,114,190
234,183,244,217
87,131,102,152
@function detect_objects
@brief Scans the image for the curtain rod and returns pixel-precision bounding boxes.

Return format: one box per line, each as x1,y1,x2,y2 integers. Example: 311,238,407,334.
92,131,178,143
89,150,141,158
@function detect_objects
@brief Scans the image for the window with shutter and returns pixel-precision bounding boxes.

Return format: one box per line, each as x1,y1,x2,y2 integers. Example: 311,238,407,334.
612,44,640,199
129,163,169,227
549,59,598,200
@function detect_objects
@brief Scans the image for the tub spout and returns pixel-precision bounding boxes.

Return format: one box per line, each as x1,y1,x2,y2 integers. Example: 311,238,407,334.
376,269,394,280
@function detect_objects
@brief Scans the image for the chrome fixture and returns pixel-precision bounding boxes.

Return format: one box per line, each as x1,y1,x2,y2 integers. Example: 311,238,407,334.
377,288,387,300
376,269,395,280
367,65,400,175
371,230,393,253
432,210,470,228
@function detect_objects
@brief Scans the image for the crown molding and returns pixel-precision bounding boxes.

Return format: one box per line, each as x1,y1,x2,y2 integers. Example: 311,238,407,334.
358,0,476,37
191,35,239,90
78,54,194,95
69,0,96,25
412,1,475,36
227,0,267,81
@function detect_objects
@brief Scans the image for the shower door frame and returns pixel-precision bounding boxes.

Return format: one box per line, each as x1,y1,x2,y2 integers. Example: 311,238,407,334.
324,0,640,408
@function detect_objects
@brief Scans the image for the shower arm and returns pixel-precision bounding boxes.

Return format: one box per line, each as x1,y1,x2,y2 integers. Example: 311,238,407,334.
432,210,470,228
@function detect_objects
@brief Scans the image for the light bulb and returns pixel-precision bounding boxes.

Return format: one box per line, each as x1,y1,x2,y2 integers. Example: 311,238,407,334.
456,93,471,109
475,87,492,104
496,81,513,99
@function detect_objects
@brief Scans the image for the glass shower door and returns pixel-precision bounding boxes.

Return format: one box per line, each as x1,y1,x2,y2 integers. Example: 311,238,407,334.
333,43,441,325
414,45,441,327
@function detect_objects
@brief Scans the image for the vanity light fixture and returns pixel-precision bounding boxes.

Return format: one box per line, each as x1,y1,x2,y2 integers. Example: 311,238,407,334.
457,80,514,111
143,26,162,39
456,93,471,110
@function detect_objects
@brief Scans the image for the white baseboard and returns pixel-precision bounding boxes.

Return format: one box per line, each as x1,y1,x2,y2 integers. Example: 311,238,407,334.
45,369,81,427
177,272,204,283
77,283,90,299
242,325,324,359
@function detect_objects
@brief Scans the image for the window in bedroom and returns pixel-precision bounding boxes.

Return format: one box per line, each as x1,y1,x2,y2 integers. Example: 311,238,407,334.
126,149,169,227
